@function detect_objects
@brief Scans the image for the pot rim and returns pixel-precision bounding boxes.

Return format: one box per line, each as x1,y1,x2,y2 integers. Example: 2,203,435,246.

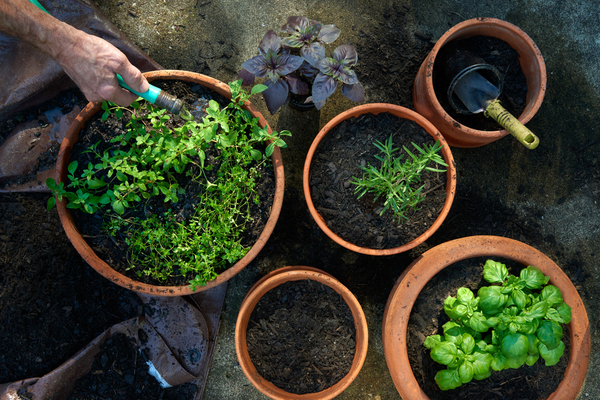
54,70,285,296
235,266,369,400
382,235,590,400
413,17,547,146
302,103,457,255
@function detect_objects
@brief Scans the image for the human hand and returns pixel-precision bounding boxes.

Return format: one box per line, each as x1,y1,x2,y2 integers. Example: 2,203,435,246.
55,27,149,106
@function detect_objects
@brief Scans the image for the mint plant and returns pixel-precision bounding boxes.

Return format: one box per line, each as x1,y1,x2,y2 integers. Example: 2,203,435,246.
349,135,447,222
423,260,572,391
47,80,290,290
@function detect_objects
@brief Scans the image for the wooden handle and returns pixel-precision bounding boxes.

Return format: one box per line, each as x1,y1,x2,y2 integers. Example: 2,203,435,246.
485,100,540,150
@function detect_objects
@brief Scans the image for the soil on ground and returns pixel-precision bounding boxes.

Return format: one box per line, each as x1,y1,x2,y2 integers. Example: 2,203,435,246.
66,333,197,400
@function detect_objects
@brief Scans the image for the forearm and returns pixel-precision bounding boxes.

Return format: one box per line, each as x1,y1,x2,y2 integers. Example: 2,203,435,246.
0,0,78,60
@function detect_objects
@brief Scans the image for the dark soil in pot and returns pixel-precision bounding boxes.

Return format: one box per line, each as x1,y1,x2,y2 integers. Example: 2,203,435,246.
246,279,356,394
68,80,275,287
309,112,447,249
66,333,197,400
433,35,528,131
407,257,569,400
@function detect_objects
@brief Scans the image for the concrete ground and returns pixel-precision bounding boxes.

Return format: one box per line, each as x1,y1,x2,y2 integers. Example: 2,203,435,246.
94,0,600,398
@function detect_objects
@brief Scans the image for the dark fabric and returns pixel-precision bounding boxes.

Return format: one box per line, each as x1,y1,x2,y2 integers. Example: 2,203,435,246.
0,0,162,120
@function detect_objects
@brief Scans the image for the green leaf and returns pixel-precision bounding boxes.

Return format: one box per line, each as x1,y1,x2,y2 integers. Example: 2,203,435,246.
468,312,490,333
540,285,563,306
526,300,550,319
457,287,475,304
526,353,540,366
556,302,572,324
250,149,262,161
112,200,125,215
471,351,493,376
511,289,529,310
431,341,458,366
536,320,562,350
483,259,508,283
460,333,475,354
46,196,56,210
265,142,275,157
424,335,442,349
478,285,508,315
501,333,529,359
520,266,550,289
435,369,462,391
539,340,565,366
251,84,268,94
459,361,475,384
68,161,78,175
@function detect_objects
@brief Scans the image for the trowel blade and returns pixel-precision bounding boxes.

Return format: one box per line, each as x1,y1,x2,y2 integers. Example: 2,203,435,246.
453,70,501,114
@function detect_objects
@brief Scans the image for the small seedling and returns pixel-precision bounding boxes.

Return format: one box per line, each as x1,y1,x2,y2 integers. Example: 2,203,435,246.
350,135,447,222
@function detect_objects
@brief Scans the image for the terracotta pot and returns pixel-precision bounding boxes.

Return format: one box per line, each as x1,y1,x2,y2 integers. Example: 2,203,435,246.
382,235,590,400
235,266,368,400
55,70,285,296
413,18,547,148
303,103,457,256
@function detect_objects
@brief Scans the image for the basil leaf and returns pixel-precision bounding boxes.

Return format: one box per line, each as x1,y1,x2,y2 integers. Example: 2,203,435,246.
520,266,550,289
483,259,508,283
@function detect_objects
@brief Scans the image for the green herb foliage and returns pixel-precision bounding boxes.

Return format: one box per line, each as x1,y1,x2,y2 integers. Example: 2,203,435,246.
423,260,572,391
47,81,290,290
349,135,447,221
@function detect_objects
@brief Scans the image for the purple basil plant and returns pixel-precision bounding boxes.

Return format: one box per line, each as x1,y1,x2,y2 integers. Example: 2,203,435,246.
238,16,365,114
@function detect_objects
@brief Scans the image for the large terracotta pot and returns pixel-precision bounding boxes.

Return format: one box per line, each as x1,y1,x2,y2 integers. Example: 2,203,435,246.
55,70,285,296
235,266,368,400
303,103,457,256
382,235,590,400
413,18,546,148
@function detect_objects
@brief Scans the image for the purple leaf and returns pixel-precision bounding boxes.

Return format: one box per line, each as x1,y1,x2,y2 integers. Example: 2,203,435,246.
301,42,326,66
311,73,337,103
297,61,318,77
341,82,365,103
280,36,304,48
318,24,341,44
333,44,358,66
259,30,281,55
242,55,269,79
263,79,289,114
285,74,310,95
282,16,310,32
337,67,359,85
314,99,327,110
238,68,256,86
277,54,304,76
316,57,338,77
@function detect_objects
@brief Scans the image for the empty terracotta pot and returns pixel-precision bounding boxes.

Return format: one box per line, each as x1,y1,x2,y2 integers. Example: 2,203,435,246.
413,18,546,148
303,103,457,256
382,235,590,399
55,70,285,296
235,266,368,400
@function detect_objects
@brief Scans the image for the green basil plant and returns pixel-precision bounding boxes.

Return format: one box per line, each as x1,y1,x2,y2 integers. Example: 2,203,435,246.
423,259,572,391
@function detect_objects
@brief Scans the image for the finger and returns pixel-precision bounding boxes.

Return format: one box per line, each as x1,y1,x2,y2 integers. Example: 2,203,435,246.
116,62,149,94
110,87,140,107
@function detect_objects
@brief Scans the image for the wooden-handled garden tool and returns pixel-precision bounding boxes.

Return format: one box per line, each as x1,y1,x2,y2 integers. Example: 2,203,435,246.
442,42,540,150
